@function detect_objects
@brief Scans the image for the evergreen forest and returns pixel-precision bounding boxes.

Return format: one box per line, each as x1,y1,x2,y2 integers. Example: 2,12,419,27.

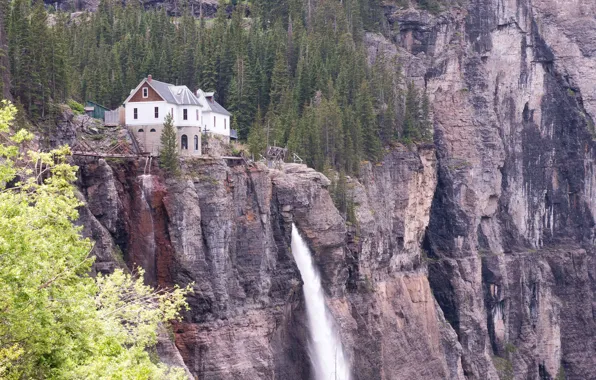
0,0,433,174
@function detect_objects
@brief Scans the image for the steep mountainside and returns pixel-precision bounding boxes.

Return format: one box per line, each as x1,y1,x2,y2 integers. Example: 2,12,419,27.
45,0,221,16
66,0,596,379
373,0,596,378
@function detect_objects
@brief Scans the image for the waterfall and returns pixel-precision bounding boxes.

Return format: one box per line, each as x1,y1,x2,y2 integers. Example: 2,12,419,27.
138,174,156,254
291,224,351,380
137,174,156,283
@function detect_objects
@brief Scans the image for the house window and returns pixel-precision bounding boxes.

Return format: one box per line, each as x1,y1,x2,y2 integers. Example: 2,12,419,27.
181,134,188,150
194,135,199,151
134,108,138,119
150,128,156,132
196,110,199,121
138,128,144,133
154,107,159,118
224,119,227,130
183,109,188,120
214,116,216,128
142,87,148,98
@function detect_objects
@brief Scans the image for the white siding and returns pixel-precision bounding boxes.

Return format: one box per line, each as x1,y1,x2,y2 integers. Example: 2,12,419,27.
125,101,203,156
125,101,167,126
174,105,201,127
203,111,230,138
125,103,202,129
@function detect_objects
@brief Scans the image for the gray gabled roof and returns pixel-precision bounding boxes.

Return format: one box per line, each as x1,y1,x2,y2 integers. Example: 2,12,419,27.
150,80,201,106
205,97,231,116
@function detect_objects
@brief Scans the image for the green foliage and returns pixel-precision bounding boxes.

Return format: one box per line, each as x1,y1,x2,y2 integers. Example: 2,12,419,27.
159,113,179,175
7,0,435,175
417,0,443,13
7,0,69,119
403,81,433,143
247,107,267,157
67,99,85,114
0,101,191,378
331,169,348,216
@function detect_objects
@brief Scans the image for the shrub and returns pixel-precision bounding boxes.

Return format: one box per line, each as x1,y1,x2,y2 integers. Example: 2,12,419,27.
67,99,85,115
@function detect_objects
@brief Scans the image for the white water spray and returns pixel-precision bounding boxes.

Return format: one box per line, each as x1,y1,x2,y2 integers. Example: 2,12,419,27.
291,224,351,380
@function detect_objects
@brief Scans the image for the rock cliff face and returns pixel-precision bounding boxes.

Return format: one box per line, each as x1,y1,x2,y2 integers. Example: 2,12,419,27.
367,0,596,378
75,144,463,379
72,0,596,379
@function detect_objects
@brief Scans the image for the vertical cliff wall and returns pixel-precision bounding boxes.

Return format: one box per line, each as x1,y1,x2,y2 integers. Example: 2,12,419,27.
367,0,596,378
74,143,466,379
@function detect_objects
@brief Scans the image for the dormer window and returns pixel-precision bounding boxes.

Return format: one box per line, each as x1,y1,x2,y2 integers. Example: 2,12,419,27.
142,87,148,98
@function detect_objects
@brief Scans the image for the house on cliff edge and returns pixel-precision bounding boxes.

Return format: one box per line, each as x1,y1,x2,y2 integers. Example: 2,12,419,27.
123,75,233,156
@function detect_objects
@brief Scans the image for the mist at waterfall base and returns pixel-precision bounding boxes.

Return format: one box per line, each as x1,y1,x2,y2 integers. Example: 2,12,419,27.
291,224,351,380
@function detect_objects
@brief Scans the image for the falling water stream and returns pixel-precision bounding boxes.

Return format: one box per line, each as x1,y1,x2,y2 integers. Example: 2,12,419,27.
138,174,156,272
291,224,351,380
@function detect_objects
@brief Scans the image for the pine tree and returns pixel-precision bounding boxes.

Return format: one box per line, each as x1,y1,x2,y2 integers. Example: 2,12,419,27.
2,0,429,175
28,0,51,117
159,113,179,175
403,81,420,142
332,169,348,216
228,52,256,140
268,49,289,114
420,90,433,142
356,80,381,162
247,107,267,157
8,0,31,108
0,0,10,99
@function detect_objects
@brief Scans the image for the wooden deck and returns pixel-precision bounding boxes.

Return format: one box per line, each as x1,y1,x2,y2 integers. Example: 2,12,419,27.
71,151,150,159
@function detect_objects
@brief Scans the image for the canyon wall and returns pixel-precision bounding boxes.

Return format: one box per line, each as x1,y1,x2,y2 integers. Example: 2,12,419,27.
366,0,596,378
75,143,463,379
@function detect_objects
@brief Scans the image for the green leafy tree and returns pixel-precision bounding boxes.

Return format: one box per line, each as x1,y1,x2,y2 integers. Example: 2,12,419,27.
0,101,191,379
159,112,179,175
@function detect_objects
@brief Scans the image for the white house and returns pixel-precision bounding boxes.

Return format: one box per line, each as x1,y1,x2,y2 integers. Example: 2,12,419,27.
123,76,234,156
196,89,234,141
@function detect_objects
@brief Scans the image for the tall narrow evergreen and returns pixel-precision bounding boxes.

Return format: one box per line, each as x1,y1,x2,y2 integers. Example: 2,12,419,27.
0,0,10,99
159,113,179,175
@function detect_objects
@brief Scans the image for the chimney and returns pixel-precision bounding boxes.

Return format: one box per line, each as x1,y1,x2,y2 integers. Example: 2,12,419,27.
148,74,152,83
